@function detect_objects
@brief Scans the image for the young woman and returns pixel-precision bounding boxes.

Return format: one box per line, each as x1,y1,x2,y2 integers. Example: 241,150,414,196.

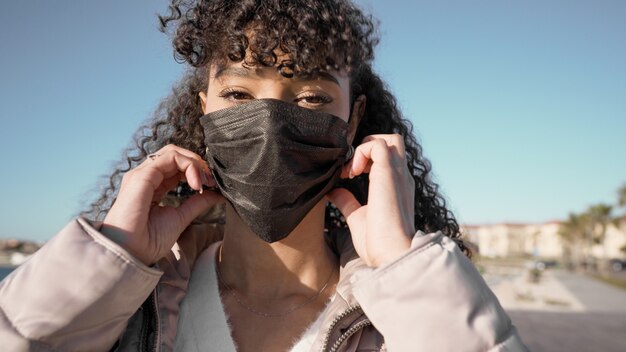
0,1,528,351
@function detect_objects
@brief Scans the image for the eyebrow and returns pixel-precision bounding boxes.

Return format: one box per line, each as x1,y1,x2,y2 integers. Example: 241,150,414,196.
213,66,341,87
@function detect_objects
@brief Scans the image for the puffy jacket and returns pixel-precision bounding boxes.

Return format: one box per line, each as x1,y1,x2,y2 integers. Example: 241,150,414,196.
0,216,529,352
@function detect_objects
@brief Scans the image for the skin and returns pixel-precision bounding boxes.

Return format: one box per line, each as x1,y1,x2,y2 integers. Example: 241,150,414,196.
101,58,415,351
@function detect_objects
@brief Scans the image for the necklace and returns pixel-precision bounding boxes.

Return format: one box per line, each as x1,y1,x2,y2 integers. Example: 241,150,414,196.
215,243,335,318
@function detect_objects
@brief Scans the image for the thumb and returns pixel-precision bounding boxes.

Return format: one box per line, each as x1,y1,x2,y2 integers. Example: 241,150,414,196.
327,188,361,220
175,191,225,231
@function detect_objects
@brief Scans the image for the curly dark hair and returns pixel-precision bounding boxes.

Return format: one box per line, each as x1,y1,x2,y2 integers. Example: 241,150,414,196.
82,0,471,258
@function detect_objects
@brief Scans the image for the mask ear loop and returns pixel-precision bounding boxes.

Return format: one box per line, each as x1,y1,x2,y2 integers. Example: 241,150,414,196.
345,145,355,161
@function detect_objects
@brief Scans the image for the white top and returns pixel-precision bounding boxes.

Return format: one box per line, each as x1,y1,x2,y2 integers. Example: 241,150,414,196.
174,241,334,352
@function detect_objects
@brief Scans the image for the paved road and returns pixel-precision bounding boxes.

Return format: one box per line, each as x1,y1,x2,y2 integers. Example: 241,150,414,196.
555,271,626,312
509,311,626,352
494,270,626,352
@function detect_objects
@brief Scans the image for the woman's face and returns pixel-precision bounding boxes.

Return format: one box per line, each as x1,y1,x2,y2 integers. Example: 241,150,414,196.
198,59,363,234
199,60,353,122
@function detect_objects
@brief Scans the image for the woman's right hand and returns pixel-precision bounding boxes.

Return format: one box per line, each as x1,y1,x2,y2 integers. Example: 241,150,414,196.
100,144,224,266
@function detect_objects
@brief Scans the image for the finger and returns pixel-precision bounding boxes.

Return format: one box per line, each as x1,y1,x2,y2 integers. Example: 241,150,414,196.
136,149,206,192
152,144,208,168
350,139,391,179
170,147,216,188
165,145,213,175
326,188,362,220
140,145,214,184
174,191,226,230
362,134,406,157
151,175,183,203
339,158,352,179
166,152,205,192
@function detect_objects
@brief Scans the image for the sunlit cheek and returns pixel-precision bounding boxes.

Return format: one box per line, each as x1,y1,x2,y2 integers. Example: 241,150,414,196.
205,87,233,113
336,100,351,123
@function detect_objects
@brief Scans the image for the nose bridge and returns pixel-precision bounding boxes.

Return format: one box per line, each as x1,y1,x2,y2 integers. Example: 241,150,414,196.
255,78,294,102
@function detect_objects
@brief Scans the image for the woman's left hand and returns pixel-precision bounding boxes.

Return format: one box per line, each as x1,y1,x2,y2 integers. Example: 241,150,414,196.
327,134,415,268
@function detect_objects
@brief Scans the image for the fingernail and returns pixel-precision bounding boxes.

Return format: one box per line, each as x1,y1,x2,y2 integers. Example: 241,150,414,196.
349,169,354,179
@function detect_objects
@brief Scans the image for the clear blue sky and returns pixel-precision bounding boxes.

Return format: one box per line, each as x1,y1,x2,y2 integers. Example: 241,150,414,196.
1,0,625,241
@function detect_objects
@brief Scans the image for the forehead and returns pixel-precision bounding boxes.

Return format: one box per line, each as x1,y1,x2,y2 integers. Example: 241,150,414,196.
210,63,346,88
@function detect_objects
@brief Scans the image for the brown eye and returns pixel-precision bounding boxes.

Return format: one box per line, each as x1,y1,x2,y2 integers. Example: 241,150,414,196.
296,93,333,107
218,89,253,102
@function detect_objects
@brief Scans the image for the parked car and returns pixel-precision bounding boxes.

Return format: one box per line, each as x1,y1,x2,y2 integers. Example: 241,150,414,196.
529,259,559,271
608,258,626,272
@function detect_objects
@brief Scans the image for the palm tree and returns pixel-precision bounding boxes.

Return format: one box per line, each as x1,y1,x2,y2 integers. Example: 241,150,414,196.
588,204,613,242
617,184,626,229
587,203,613,273
558,213,589,270
619,184,626,208
616,183,626,252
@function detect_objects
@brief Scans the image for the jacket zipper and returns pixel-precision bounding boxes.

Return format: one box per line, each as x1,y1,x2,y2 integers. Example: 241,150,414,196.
321,305,371,352
151,288,160,352
140,289,160,352
138,295,150,352
328,319,372,352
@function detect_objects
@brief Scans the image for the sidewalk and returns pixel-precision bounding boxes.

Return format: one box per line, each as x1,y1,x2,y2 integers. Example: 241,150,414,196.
487,269,585,312
555,270,626,312
485,267,626,313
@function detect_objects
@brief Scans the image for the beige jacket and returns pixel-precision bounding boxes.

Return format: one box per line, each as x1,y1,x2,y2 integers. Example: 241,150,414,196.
0,216,528,352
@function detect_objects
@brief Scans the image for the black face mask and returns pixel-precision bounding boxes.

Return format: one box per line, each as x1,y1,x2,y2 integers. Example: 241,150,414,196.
200,99,354,243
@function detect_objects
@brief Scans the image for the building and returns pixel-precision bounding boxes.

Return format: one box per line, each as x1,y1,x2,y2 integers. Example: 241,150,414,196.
464,220,626,260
